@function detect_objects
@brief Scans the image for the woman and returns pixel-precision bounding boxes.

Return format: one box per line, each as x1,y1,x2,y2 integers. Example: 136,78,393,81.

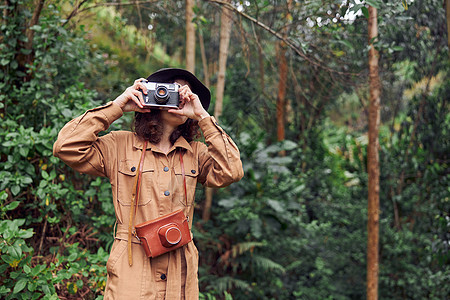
53,68,244,299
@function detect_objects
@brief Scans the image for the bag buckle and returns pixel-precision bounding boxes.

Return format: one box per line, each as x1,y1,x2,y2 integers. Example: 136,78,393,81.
132,229,141,242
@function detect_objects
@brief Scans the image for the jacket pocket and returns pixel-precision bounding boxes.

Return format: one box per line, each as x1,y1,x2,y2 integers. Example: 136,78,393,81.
106,239,127,277
174,165,198,207
117,159,154,206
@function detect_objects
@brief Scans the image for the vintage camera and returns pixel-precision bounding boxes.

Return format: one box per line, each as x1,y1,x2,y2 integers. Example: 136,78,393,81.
141,81,180,109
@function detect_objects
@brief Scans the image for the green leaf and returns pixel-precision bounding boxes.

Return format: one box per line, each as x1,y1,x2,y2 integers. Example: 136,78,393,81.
8,243,22,259
361,6,369,18
42,284,51,295
5,201,20,211
19,147,29,157
15,219,26,227
365,0,381,9
281,140,298,151
18,229,34,239
338,39,354,50
41,170,49,180
0,285,11,295
1,254,14,264
30,25,42,31
22,176,33,185
349,4,364,13
23,264,31,274
218,197,238,208
67,252,78,262
20,48,32,55
267,199,284,212
31,264,46,277
13,278,27,294
27,281,37,292
11,185,20,196
61,108,72,118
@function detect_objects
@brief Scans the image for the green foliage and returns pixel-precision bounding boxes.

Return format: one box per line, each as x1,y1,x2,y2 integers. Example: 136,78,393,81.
194,130,367,299
376,65,450,299
0,213,109,299
1,0,448,299
0,0,113,298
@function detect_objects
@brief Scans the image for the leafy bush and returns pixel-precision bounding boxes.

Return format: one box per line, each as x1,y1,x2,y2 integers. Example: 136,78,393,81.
0,1,113,298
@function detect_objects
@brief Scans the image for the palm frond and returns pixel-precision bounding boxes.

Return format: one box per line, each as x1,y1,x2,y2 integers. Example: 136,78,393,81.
252,255,286,274
210,276,251,293
231,241,265,258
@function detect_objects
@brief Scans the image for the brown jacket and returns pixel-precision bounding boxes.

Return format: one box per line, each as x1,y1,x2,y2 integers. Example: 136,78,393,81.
53,101,244,299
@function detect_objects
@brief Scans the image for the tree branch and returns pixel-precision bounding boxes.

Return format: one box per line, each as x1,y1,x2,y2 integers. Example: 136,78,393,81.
62,0,159,27
62,0,91,27
206,0,356,76
76,0,159,15
26,0,46,49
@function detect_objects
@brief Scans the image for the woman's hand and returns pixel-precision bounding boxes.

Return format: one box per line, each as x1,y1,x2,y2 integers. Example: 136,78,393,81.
113,78,152,113
168,84,210,121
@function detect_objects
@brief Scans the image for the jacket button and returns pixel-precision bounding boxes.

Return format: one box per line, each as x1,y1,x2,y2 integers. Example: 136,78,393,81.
160,274,166,280
164,191,170,196
163,166,169,172
131,167,136,172
191,170,196,174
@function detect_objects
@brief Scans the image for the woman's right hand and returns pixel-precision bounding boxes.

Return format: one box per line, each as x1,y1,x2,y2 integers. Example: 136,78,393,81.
113,78,152,113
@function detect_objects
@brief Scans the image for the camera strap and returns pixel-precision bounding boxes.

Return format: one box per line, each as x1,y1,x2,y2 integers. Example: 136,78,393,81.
128,140,147,266
127,141,188,266
179,150,188,207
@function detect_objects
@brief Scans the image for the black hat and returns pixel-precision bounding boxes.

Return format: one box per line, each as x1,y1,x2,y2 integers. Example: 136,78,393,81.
147,68,211,110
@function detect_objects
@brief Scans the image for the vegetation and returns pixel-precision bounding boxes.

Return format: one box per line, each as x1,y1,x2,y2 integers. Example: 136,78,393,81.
0,0,448,299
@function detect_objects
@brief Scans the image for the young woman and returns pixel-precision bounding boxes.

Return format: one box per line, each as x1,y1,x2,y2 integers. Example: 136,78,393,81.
53,68,244,299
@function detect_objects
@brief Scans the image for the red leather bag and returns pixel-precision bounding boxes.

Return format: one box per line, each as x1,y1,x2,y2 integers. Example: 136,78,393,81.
127,141,191,265
135,209,191,258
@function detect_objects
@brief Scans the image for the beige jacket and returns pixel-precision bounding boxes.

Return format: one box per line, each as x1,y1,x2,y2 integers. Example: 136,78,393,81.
53,101,244,299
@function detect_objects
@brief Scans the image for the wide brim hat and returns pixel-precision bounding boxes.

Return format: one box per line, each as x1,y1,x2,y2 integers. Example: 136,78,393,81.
146,68,211,110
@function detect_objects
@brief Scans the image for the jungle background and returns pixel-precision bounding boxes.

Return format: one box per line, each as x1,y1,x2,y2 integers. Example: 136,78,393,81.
0,0,449,299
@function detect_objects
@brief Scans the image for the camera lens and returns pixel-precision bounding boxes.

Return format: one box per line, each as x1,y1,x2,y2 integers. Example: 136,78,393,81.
154,86,169,104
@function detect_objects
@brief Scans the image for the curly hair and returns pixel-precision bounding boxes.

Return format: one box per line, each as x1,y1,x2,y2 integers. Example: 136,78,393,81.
134,111,200,145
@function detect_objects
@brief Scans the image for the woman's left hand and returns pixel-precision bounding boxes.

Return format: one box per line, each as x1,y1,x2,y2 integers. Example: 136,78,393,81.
168,85,210,121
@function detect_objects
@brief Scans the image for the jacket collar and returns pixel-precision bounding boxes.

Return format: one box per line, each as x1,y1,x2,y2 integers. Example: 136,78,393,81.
133,133,193,153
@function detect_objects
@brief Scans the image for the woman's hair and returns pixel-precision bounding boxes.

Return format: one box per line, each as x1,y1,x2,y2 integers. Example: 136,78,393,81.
134,111,200,145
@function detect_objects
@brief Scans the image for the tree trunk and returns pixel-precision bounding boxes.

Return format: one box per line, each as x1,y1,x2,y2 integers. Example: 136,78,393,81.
203,0,232,222
16,0,45,73
214,0,232,119
199,29,210,87
276,0,292,155
185,0,196,73
367,5,381,300
446,0,450,56
276,43,287,143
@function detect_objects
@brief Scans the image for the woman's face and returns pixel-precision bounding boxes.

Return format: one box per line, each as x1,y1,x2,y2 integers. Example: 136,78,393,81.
159,79,190,127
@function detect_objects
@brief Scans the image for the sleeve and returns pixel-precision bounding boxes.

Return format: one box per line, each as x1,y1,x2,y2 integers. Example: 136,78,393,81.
53,101,123,177
197,116,244,187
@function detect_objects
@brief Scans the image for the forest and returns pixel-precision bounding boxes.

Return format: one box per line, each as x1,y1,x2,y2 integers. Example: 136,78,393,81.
0,0,449,299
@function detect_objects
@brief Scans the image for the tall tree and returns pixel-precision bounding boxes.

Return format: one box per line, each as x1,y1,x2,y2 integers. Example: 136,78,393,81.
446,0,450,56
203,0,232,221
214,0,232,120
367,5,381,300
199,29,210,87
186,0,196,72
276,0,292,154
16,0,45,78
